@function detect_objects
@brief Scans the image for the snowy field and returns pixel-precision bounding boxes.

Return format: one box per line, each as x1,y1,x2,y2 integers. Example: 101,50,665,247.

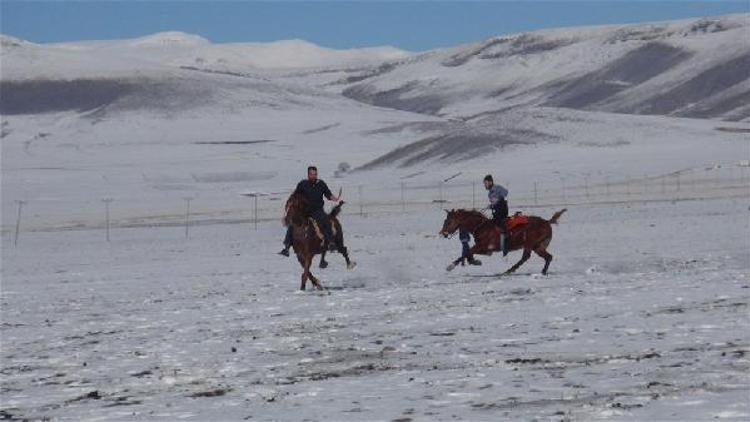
2,13,749,421
2,194,748,421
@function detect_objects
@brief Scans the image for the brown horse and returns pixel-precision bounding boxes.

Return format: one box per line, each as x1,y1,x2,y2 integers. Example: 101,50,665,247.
440,208,566,275
283,192,356,291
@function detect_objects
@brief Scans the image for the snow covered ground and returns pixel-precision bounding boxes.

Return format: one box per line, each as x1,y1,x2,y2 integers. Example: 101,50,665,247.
2,13,749,421
2,194,748,421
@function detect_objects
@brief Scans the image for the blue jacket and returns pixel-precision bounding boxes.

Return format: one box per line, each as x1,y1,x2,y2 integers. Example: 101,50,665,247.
487,184,508,206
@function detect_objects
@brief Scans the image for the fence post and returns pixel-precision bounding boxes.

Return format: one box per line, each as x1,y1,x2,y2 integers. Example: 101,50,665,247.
534,182,538,206
13,200,25,247
439,181,444,203
626,179,631,197
400,182,405,213
358,185,364,217
254,195,259,230
584,177,589,200
716,167,721,189
605,177,610,198
184,197,192,238
103,198,113,242
676,173,681,193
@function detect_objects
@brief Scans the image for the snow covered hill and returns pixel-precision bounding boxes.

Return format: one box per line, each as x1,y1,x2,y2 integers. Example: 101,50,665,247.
339,14,750,122
3,15,748,119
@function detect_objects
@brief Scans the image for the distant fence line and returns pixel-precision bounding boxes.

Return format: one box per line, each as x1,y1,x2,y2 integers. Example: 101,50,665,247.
6,165,750,245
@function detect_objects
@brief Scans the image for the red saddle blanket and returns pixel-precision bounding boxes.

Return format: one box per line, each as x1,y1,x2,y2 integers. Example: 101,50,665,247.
506,214,529,232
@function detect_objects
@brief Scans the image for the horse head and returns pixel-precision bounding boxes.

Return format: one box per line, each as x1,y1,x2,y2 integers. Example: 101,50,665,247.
440,209,488,237
440,209,461,237
284,192,308,226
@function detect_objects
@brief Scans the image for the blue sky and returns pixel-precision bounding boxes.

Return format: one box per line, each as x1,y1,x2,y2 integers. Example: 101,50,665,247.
1,1,747,51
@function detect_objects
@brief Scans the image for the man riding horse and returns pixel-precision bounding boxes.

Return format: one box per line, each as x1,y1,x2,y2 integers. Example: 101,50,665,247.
279,166,341,257
484,174,510,256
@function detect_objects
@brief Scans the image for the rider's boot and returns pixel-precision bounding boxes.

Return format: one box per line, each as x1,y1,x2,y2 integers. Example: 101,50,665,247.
468,256,482,266
501,233,509,256
278,244,291,257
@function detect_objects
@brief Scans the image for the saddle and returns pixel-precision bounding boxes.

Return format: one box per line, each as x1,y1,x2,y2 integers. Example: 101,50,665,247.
506,212,529,233
308,217,337,245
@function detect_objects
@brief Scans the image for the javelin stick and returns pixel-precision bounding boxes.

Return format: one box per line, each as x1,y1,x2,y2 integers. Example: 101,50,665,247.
337,187,343,202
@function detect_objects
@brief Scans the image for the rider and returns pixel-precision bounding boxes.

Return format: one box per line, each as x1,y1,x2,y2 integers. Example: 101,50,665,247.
484,174,509,256
279,166,340,257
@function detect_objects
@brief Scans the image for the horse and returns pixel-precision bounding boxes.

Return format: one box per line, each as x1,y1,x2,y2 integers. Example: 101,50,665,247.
440,208,566,275
283,192,356,291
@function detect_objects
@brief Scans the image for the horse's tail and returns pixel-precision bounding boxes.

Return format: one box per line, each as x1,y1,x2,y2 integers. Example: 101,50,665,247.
329,201,345,219
549,208,567,225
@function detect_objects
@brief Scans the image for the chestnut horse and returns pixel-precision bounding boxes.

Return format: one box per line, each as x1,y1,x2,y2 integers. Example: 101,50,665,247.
440,208,566,275
283,192,355,291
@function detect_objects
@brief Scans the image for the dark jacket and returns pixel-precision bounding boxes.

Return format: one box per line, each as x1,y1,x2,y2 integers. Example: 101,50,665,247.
295,179,333,212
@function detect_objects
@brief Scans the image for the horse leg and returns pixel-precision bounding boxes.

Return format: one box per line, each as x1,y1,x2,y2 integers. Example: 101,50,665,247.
535,247,553,275
304,256,326,291
338,245,356,269
504,248,531,275
319,250,328,269
308,270,326,291
446,256,463,272
534,238,553,275
298,255,309,291
449,243,482,271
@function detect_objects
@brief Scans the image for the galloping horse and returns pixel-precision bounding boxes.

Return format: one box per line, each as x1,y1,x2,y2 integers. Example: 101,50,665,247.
283,192,355,291
440,208,566,275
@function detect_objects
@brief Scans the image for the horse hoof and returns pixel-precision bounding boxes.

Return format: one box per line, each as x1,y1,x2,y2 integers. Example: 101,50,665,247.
347,262,357,270
446,263,456,272
319,261,328,269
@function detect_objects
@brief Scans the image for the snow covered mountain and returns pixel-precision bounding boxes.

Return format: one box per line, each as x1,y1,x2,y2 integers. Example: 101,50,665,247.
3,15,748,120
339,14,750,122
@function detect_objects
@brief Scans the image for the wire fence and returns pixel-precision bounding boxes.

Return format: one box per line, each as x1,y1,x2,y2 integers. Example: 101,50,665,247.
4,164,750,245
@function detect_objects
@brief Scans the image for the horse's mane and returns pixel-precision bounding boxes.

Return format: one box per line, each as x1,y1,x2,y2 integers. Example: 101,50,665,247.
286,191,308,208
453,209,489,220
287,191,344,220
288,190,306,202
285,191,308,222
